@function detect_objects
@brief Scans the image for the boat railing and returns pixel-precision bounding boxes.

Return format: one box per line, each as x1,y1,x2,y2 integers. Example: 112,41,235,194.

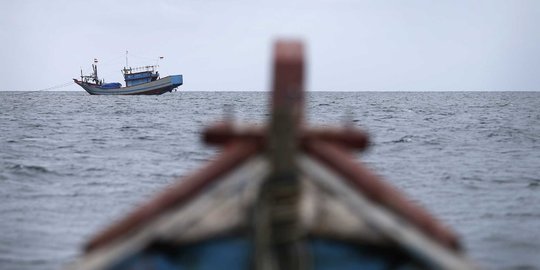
122,65,159,75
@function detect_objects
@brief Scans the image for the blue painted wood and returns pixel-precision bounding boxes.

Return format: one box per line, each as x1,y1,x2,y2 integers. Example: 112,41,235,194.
310,239,413,270
110,237,252,270
108,237,416,270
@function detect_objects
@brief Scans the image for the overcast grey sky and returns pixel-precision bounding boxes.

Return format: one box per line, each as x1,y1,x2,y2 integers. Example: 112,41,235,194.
1,0,539,91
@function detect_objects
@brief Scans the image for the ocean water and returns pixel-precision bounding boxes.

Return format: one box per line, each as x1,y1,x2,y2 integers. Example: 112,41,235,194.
0,91,539,270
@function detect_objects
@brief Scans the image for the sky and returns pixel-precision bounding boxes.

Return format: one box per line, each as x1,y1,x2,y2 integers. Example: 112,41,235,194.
1,0,539,91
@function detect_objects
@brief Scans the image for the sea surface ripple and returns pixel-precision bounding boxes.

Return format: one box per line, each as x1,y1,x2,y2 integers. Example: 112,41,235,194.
1,91,539,270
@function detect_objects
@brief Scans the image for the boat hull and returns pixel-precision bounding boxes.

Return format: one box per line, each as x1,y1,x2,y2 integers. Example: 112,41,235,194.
74,75,182,95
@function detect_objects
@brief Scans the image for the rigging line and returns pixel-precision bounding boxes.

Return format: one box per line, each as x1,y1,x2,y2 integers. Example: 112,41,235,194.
93,57,126,68
128,53,161,63
9,81,76,95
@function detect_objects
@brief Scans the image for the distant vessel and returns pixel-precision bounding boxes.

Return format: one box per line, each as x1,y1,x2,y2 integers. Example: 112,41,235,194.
74,58,182,95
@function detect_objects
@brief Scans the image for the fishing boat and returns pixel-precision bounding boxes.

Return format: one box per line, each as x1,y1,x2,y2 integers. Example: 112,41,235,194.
68,41,476,270
74,59,182,95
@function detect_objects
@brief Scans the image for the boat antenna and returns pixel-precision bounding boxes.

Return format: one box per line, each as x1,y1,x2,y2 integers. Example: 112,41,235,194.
125,50,129,68
155,56,164,67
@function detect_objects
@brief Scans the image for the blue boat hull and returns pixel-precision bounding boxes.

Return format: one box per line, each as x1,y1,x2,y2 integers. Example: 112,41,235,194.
74,75,182,95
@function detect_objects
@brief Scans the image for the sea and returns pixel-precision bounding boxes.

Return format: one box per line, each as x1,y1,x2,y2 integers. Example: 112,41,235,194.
1,91,539,270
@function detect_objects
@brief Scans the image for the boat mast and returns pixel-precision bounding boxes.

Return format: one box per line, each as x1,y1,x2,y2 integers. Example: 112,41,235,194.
123,50,131,75
92,58,100,84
